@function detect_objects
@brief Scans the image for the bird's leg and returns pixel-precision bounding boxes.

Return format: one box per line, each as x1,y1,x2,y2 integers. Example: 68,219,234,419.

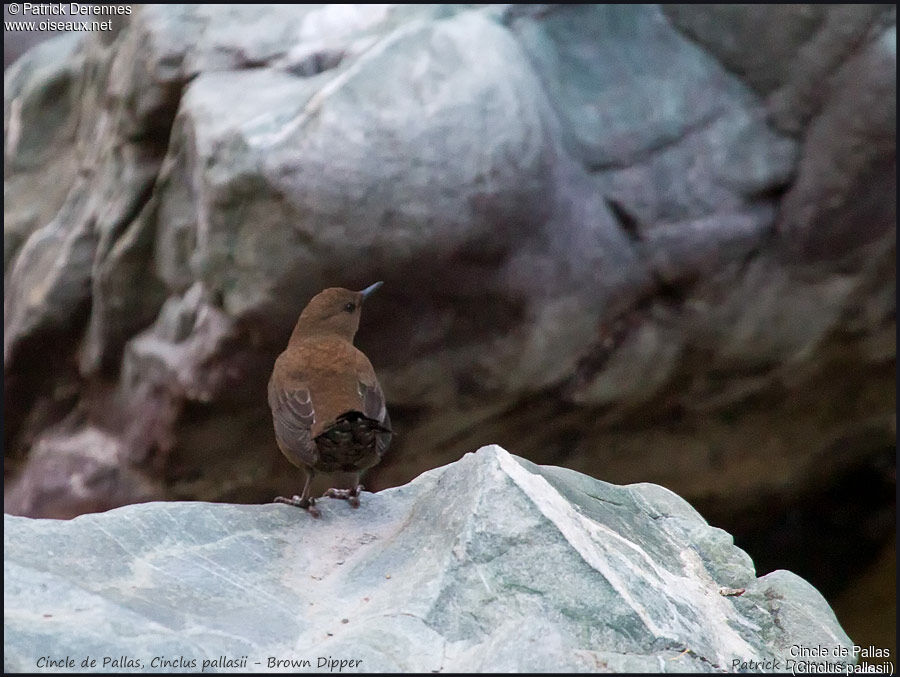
323,477,364,508
275,468,320,517
348,481,364,508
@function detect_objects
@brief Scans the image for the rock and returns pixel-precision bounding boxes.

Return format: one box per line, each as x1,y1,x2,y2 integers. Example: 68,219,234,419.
3,32,89,354
4,13,58,70
3,5,895,649
3,446,853,673
3,425,159,520
776,23,896,263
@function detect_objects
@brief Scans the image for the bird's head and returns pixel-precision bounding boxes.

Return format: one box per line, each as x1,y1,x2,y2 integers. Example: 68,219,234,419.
290,281,382,342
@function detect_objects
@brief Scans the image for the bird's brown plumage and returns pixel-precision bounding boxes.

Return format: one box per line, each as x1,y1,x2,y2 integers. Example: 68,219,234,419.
268,284,391,515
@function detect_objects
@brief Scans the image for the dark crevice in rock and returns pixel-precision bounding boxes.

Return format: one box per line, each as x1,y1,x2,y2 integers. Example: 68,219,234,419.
3,299,93,459
663,644,721,670
744,179,792,207
213,45,282,72
584,109,723,173
584,493,624,507
604,197,644,244
283,49,345,78
650,272,693,308
97,175,157,265
125,79,186,150
235,58,273,70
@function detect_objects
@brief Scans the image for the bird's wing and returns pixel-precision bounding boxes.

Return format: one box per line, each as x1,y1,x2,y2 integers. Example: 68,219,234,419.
375,407,392,457
353,351,391,456
268,377,318,466
357,378,388,426
354,350,389,426
357,377,391,458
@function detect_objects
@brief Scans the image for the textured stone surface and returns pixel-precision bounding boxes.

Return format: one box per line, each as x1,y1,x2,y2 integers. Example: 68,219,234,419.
3,4,895,648
4,446,853,673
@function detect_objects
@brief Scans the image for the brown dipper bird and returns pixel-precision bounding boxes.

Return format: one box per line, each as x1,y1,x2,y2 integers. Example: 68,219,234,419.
269,282,391,517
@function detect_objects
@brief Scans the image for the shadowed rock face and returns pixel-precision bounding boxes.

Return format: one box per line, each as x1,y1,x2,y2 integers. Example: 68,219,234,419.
3,446,854,673
2,3,895,647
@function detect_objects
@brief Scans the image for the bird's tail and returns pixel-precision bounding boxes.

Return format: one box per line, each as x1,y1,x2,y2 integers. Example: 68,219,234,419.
335,410,393,434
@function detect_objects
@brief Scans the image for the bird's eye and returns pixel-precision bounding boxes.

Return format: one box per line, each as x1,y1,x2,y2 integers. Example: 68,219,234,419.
344,302,355,313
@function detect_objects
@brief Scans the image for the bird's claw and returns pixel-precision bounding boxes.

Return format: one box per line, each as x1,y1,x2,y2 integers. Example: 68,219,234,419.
274,494,320,518
323,488,351,499
323,484,365,508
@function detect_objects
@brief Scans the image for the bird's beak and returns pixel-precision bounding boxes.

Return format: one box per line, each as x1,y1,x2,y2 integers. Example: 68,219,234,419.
359,281,383,300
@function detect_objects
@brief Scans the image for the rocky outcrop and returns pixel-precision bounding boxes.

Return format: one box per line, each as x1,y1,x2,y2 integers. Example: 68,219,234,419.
3,446,854,673
3,3,895,644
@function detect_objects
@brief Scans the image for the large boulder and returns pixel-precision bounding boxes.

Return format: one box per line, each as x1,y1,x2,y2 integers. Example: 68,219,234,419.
4,446,854,673
3,3,895,649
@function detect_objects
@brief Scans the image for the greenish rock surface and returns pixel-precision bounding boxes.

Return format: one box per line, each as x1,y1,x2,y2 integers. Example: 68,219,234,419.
4,446,852,673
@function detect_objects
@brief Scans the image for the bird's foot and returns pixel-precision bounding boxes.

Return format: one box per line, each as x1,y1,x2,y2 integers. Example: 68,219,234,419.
323,484,365,508
350,483,364,508
274,494,320,518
